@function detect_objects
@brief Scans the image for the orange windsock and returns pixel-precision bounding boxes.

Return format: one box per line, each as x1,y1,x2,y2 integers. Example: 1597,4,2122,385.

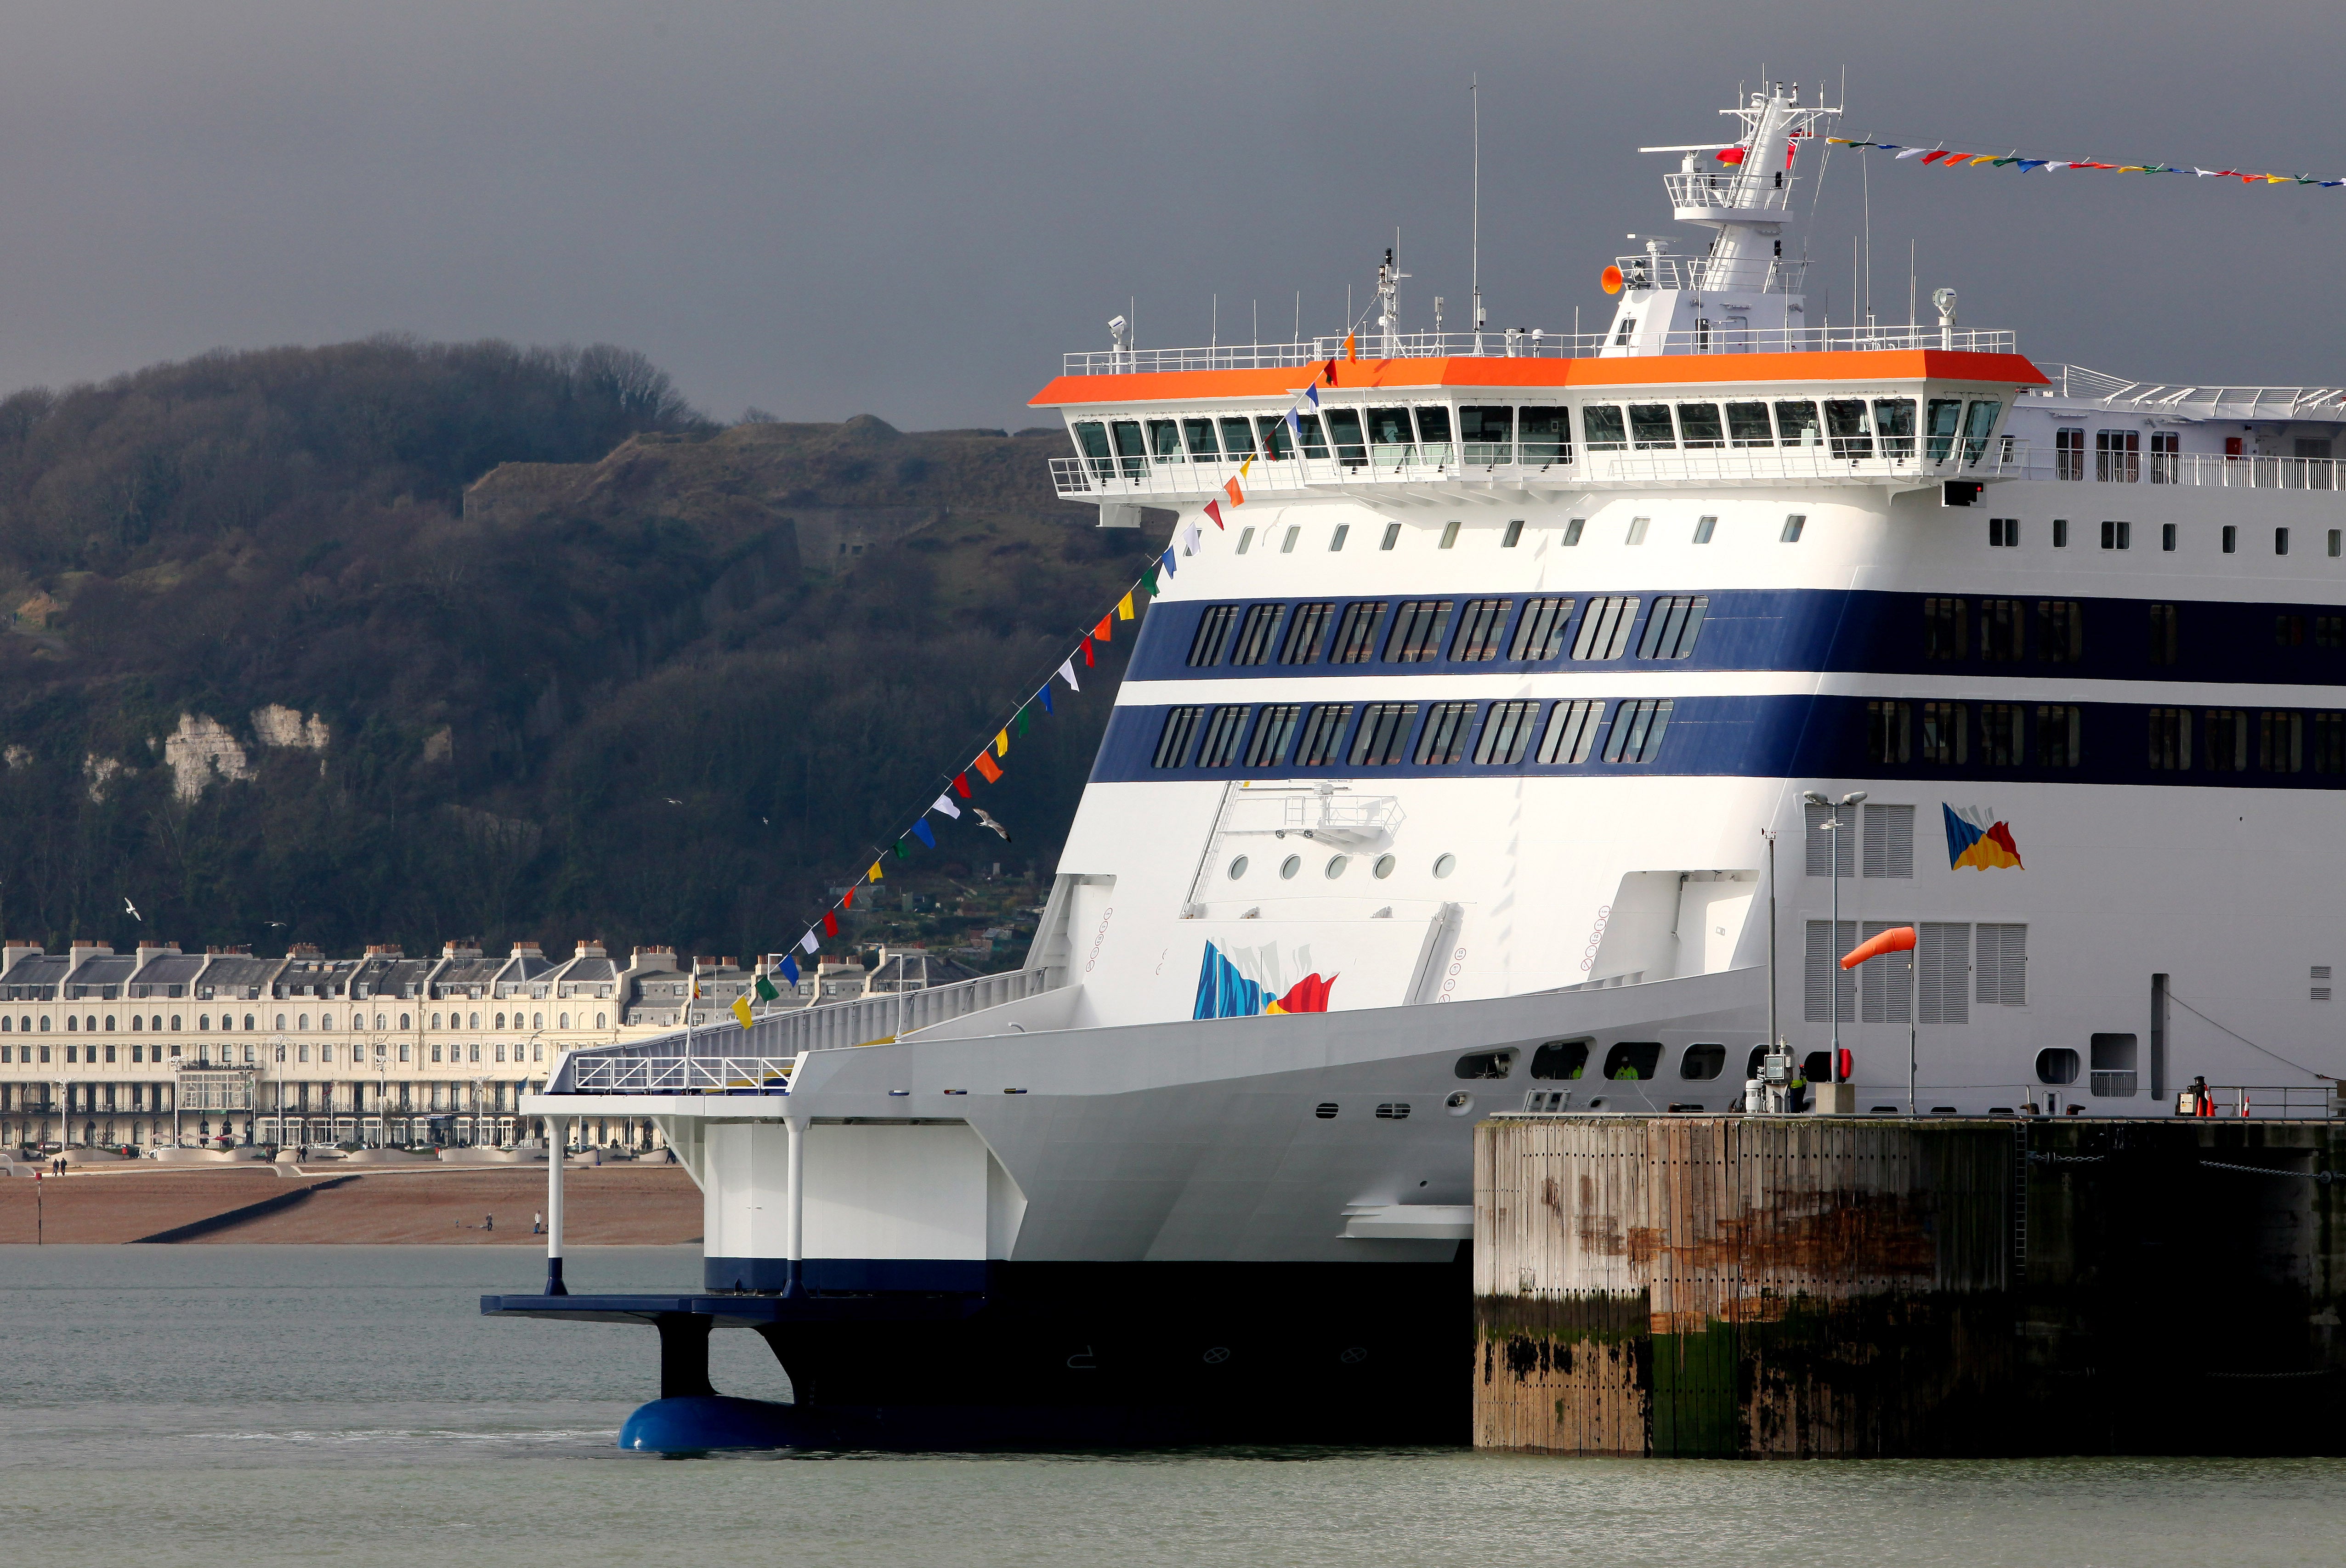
1841,926,1917,970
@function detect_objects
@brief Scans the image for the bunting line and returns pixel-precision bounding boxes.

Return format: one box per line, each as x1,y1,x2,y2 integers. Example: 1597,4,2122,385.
1826,135,2346,189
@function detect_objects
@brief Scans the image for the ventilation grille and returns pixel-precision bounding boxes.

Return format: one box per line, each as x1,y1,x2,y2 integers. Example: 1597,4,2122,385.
1374,1101,1411,1121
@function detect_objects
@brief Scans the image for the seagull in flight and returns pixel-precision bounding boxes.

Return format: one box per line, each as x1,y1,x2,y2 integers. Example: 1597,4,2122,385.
124,897,142,921
973,808,1012,843
663,797,683,806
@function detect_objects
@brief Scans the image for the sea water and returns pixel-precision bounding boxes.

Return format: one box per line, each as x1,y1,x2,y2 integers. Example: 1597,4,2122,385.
0,1244,2336,1568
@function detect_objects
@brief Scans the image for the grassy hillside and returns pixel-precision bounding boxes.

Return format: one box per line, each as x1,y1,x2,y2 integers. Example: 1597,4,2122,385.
0,339,1152,960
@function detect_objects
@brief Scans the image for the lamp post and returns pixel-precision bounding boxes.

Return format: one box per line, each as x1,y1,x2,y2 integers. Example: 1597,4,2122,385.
1801,790,1867,1088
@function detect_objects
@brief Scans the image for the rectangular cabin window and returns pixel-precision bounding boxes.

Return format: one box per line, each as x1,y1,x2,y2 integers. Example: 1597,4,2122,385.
1676,403,1724,448
1295,413,1329,458
1538,700,1604,764
1330,523,1349,551
1518,407,1569,463
1510,598,1575,662
1637,595,1709,660
1725,401,1773,447
1979,599,2025,663
2055,426,2085,480
2148,708,2192,771
1624,515,1650,545
1325,408,1366,465
2204,709,2249,773
1774,400,1822,448
1074,420,1114,480
2259,710,2303,774
1110,420,1146,477
1978,703,2025,767
1824,399,1874,459
1918,702,1966,765
1348,703,1419,766
2148,603,2180,665
1476,701,1541,765
2149,430,2180,482
2313,713,2346,775
1245,705,1301,768
1381,522,1401,550
1572,596,1640,661
2096,429,2140,482
1692,515,1717,543
2318,616,2345,649
1366,407,1416,461
1196,706,1250,768
1383,601,1453,662
1218,416,1257,457
1460,405,1513,463
1329,602,1386,663
1255,415,1295,459
1961,401,2002,465
1581,405,1627,451
1561,518,1586,545
1988,516,2018,547
1925,398,1964,463
1146,419,1184,461
1628,404,1676,449
2162,523,2177,551
1229,603,1283,665
1294,705,1353,766
1867,701,1911,764
1603,699,1673,763
1414,406,1453,462
2222,524,2237,554
1923,598,1968,661
1502,520,1524,548
1415,702,1474,765
1280,602,1334,663
1182,417,1219,457
1153,707,1205,769
2101,520,2131,550
2036,706,2082,769
1188,606,1239,667
1873,399,1917,458
2036,601,2084,664
1451,600,1513,662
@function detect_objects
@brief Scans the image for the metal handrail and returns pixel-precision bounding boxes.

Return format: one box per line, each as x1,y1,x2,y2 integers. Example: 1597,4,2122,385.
567,1054,799,1096
1060,325,2018,375
2002,451,2343,490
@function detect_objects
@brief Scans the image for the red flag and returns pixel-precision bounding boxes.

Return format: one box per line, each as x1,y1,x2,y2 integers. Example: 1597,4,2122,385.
973,752,1003,783
1082,637,1094,668
842,885,855,910
953,772,971,798
1920,150,1956,164
1203,499,1224,530
822,910,839,937
1093,615,1112,642
1715,146,1746,165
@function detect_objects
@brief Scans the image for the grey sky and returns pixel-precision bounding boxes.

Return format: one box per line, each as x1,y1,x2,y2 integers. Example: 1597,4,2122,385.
2,1,2340,431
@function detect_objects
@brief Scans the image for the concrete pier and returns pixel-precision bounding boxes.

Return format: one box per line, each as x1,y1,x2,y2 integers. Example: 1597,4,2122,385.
1474,1115,2346,1458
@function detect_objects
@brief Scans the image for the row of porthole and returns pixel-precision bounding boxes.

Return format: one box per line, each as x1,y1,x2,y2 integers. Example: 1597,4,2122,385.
1230,852,1458,882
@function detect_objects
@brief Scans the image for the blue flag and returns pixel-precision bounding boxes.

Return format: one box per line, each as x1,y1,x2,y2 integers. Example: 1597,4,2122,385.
1036,683,1053,715
780,954,800,986
1159,547,1176,579
912,817,936,848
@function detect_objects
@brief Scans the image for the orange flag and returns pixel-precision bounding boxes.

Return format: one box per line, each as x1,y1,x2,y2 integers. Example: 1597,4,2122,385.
1093,614,1113,641
1223,477,1243,507
973,752,1003,783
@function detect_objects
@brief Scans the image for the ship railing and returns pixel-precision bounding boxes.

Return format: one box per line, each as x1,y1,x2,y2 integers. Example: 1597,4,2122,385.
2185,1083,2346,1119
547,968,1061,1093
2005,451,2343,491
1060,325,2016,374
1609,252,1810,296
1660,169,1796,214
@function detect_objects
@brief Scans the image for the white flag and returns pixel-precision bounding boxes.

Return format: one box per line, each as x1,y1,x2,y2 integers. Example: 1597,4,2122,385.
932,793,962,820
1057,658,1080,693
1182,522,1201,556
798,931,818,955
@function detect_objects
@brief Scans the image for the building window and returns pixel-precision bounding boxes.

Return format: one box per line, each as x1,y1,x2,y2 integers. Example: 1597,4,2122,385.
1348,703,1419,767
2259,711,2303,773
596,1013,607,1029
1383,601,1453,662
469,1012,479,1029
558,1014,569,1030
1866,701,1911,764
1414,703,1474,765
2100,520,2131,550
1195,706,1250,769
431,1043,441,1063
1244,705,1301,768
2055,426,2085,480
1602,699,1673,764
2096,430,2139,482
2148,708,2192,771
1152,707,1204,769
1450,600,1513,662
1988,516,2019,547
429,1012,440,1030
1329,602,1386,663
2036,706,2083,768
1922,598,1968,661
1572,597,1640,661
1476,702,1541,766
469,1044,481,1063
1294,705,1352,767
494,1012,506,1031
1918,702,1966,765
1510,598,1575,661
2204,709,2249,772
1637,595,1709,660
1537,700,1604,765
400,1013,410,1030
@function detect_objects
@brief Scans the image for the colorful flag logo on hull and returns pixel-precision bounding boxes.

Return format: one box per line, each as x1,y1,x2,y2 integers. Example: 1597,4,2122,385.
1193,941,1337,1019
1944,804,2024,870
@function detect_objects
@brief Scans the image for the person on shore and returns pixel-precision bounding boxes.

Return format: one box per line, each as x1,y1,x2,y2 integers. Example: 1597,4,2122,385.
483,1213,493,1232
533,1211,543,1235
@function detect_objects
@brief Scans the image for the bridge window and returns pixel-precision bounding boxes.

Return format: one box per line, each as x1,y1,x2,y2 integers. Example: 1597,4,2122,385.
1145,419,1184,461
1517,407,1570,463
1254,414,1294,459
1383,601,1452,662
1196,706,1250,769
1365,407,1416,455
1187,605,1239,666
1330,602,1386,663
1181,417,1218,456
1415,703,1474,765
1294,705,1352,766
1824,399,1874,458
1511,598,1574,661
1540,700,1604,764
1925,398,1964,462
1295,414,1328,458
1774,399,1821,447
2037,706,2083,769
1217,416,1256,457
1476,702,1541,766
1923,598,1968,660
1676,403,1724,448
1325,408,1366,465
1961,401,2002,465
1152,707,1204,769
1460,405,1512,462
1230,603,1283,664
1919,702,1966,765
1637,595,1708,660
1072,421,1112,479
1603,700,1673,763
1628,404,1676,449
2148,708,2192,771
1280,603,1334,663
1874,400,1916,458
1581,405,1626,451
1451,599,1513,661
1349,703,1419,767
1415,406,1453,453
1572,596,1640,661
1726,401,1772,447
1245,705,1301,768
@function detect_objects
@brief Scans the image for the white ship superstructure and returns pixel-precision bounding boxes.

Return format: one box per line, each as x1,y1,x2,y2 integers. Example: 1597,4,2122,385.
492,85,2346,1449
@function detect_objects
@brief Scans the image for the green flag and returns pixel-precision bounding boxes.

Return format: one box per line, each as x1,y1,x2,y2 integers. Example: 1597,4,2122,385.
1015,705,1031,736
895,837,910,859
1143,563,1160,596
754,974,779,1002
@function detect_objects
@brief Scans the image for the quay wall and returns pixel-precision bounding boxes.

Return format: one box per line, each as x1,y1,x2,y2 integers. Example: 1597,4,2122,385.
1474,1115,2346,1457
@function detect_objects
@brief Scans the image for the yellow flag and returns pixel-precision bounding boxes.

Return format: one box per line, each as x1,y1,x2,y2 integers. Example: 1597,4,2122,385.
868,860,884,882
731,995,754,1029
995,729,1009,757
1240,457,1252,478
1116,591,1135,621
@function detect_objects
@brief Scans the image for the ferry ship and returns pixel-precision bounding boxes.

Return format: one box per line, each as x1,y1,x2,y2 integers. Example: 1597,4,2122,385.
487,85,2346,1449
